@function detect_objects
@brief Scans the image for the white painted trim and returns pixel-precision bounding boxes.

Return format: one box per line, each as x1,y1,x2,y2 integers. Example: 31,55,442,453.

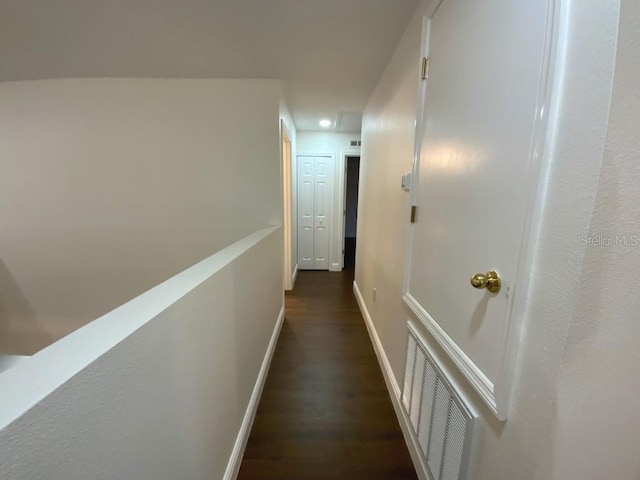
338,150,361,272
281,121,294,291
296,153,336,271
353,281,430,480
492,0,562,419
403,14,432,295
403,293,498,417
223,304,285,480
291,263,299,287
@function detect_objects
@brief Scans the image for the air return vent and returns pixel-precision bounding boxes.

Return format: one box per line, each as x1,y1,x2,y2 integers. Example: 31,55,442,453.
403,323,477,480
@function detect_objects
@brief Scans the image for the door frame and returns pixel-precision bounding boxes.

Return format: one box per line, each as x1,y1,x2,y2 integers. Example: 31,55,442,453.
296,152,336,271
402,0,563,420
281,121,294,290
328,149,361,271
297,150,359,272
340,152,361,270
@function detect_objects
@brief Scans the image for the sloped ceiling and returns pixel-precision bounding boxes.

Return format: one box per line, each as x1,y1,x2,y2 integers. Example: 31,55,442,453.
0,0,419,131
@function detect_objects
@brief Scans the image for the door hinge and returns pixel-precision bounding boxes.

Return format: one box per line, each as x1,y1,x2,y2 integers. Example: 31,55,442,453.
421,57,430,80
342,249,345,255
410,205,417,223
344,209,346,215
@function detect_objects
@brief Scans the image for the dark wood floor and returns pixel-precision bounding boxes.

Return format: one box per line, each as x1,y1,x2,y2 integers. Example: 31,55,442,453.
237,269,417,479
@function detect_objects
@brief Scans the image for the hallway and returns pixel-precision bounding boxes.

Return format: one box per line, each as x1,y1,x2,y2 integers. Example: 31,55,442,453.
238,270,417,479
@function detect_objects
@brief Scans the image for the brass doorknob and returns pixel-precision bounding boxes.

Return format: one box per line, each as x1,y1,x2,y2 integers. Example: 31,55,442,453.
470,270,501,293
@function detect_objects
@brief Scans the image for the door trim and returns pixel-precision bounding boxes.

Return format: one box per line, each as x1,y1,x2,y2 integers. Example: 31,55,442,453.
281,120,293,290
404,293,496,412
404,0,562,420
296,153,336,271
336,150,361,271
297,152,340,270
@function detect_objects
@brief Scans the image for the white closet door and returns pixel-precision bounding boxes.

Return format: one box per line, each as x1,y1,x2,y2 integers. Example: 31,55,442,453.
297,156,315,270
312,156,332,269
297,155,333,270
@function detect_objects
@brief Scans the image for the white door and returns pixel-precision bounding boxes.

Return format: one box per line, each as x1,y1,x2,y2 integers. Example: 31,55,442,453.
405,0,553,418
297,155,334,270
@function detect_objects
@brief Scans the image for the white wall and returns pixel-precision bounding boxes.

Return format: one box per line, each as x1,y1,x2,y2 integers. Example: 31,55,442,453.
545,0,640,476
297,132,361,271
354,5,419,384
0,227,283,480
356,1,640,479
0,78,282,355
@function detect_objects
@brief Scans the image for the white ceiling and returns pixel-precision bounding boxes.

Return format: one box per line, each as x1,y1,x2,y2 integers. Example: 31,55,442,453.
0,0,419,132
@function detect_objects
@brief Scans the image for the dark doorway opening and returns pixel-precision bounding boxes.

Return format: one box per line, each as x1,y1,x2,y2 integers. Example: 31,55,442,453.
344,156,360,270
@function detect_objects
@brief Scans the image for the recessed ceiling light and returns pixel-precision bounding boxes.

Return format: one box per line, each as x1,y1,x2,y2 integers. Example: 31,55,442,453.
319,119,331,128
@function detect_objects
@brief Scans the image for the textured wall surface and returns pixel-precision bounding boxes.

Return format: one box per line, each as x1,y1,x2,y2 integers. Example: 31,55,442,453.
547,0,640,476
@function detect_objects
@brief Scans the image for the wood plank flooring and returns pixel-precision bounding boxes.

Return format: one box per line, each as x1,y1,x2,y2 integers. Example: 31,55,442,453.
237,270,417,479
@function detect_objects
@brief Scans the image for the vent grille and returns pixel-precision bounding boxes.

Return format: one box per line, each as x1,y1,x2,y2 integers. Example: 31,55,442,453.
403,323,476,480
350,140,362,147
442,403,467,480
403,335,417,411
410,347,426,430
418,362,437,456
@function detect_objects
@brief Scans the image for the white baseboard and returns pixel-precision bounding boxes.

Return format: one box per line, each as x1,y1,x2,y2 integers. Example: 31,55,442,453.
291,264,299,288
223,304,285,480
353,281,430,480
